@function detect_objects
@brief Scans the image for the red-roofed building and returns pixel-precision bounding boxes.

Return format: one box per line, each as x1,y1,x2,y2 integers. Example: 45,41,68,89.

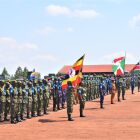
58,64,135,75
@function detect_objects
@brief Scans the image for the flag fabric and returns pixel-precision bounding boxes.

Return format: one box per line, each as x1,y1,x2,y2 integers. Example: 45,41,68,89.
62,55,85,90
130,61,140,74
112,56,125,76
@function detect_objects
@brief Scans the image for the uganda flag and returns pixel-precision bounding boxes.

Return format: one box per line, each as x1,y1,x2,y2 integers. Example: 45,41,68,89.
130,61,140,74
62,55,85,90
112,56,125,76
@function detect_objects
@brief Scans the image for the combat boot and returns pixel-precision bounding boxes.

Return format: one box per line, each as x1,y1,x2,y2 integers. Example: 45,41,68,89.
118,98,121,102
27,115,32,119
21,115,26,121
11,119,18,124
80,109,85,117
44,110,48,115
16,115,22,122
100,103,104,109
68,114,74,121
27,113,32,119
4,117,10,121
0,116,4,122
122,95,126,100
53,108,57,112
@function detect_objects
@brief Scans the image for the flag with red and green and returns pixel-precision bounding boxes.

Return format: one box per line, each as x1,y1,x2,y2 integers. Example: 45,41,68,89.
112,56,125,76
131,62,140,74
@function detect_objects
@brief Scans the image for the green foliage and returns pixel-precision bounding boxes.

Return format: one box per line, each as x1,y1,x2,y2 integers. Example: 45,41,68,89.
14,66,23,79
14,66,29,80
1,67,10,79
23,67,29,79
1,67,10,76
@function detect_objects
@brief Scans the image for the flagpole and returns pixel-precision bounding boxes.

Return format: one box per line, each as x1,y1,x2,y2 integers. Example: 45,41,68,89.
124,51,126,75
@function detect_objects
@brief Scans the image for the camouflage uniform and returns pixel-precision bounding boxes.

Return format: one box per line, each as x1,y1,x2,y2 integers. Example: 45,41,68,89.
4,82,11,121
32,81,38,117
77,82,86,117
0,81,6,122
10,81,18,124
37,81,43,116
87,80,91,101
52,81,58,111
21,82,28,120
116,78,121,102
17,82,22,122
43,80,50,114
66,81,74,121
138,76,140,92
27,82,33,119
122,79,126,100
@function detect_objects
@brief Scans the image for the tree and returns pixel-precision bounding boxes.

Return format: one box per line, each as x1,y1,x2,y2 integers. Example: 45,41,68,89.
1,67,10,79
23,67,29,79
14,66,23,79
10,74,15,80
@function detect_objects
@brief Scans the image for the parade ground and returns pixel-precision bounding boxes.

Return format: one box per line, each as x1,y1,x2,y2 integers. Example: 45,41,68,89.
0,90,140,140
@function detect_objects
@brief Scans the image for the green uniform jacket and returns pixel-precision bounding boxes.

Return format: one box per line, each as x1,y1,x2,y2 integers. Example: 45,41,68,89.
0,87,6,103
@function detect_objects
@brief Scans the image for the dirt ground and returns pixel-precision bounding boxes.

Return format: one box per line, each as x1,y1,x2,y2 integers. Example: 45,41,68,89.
0,89,140,140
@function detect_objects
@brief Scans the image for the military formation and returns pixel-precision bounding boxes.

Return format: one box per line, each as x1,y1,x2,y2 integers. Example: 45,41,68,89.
66,74,140,121
0,74,140,123
0,79,50,124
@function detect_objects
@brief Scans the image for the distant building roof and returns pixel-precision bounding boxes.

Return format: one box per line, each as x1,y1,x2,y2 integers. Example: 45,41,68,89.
58,64,135,74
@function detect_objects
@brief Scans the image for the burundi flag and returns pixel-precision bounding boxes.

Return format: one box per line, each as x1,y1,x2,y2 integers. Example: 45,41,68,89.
62,54,85,90
112,56,125,76
130,61,140,74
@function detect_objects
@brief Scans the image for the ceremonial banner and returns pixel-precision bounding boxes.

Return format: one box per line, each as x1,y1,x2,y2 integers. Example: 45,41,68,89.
130,61,140,74
62,55,85,90
112,56,125,76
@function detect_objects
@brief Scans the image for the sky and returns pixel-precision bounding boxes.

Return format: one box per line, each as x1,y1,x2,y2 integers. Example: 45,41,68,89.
0,0,140,77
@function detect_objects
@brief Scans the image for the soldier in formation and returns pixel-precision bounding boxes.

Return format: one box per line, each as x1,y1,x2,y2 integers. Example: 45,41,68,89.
0,73,136,124
138,76,140,92
99,78,106,109
0,79,51,124
0,81,6,122
122,78,126,100
131,76,135,94
77,82,86,117
116,77,121,102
